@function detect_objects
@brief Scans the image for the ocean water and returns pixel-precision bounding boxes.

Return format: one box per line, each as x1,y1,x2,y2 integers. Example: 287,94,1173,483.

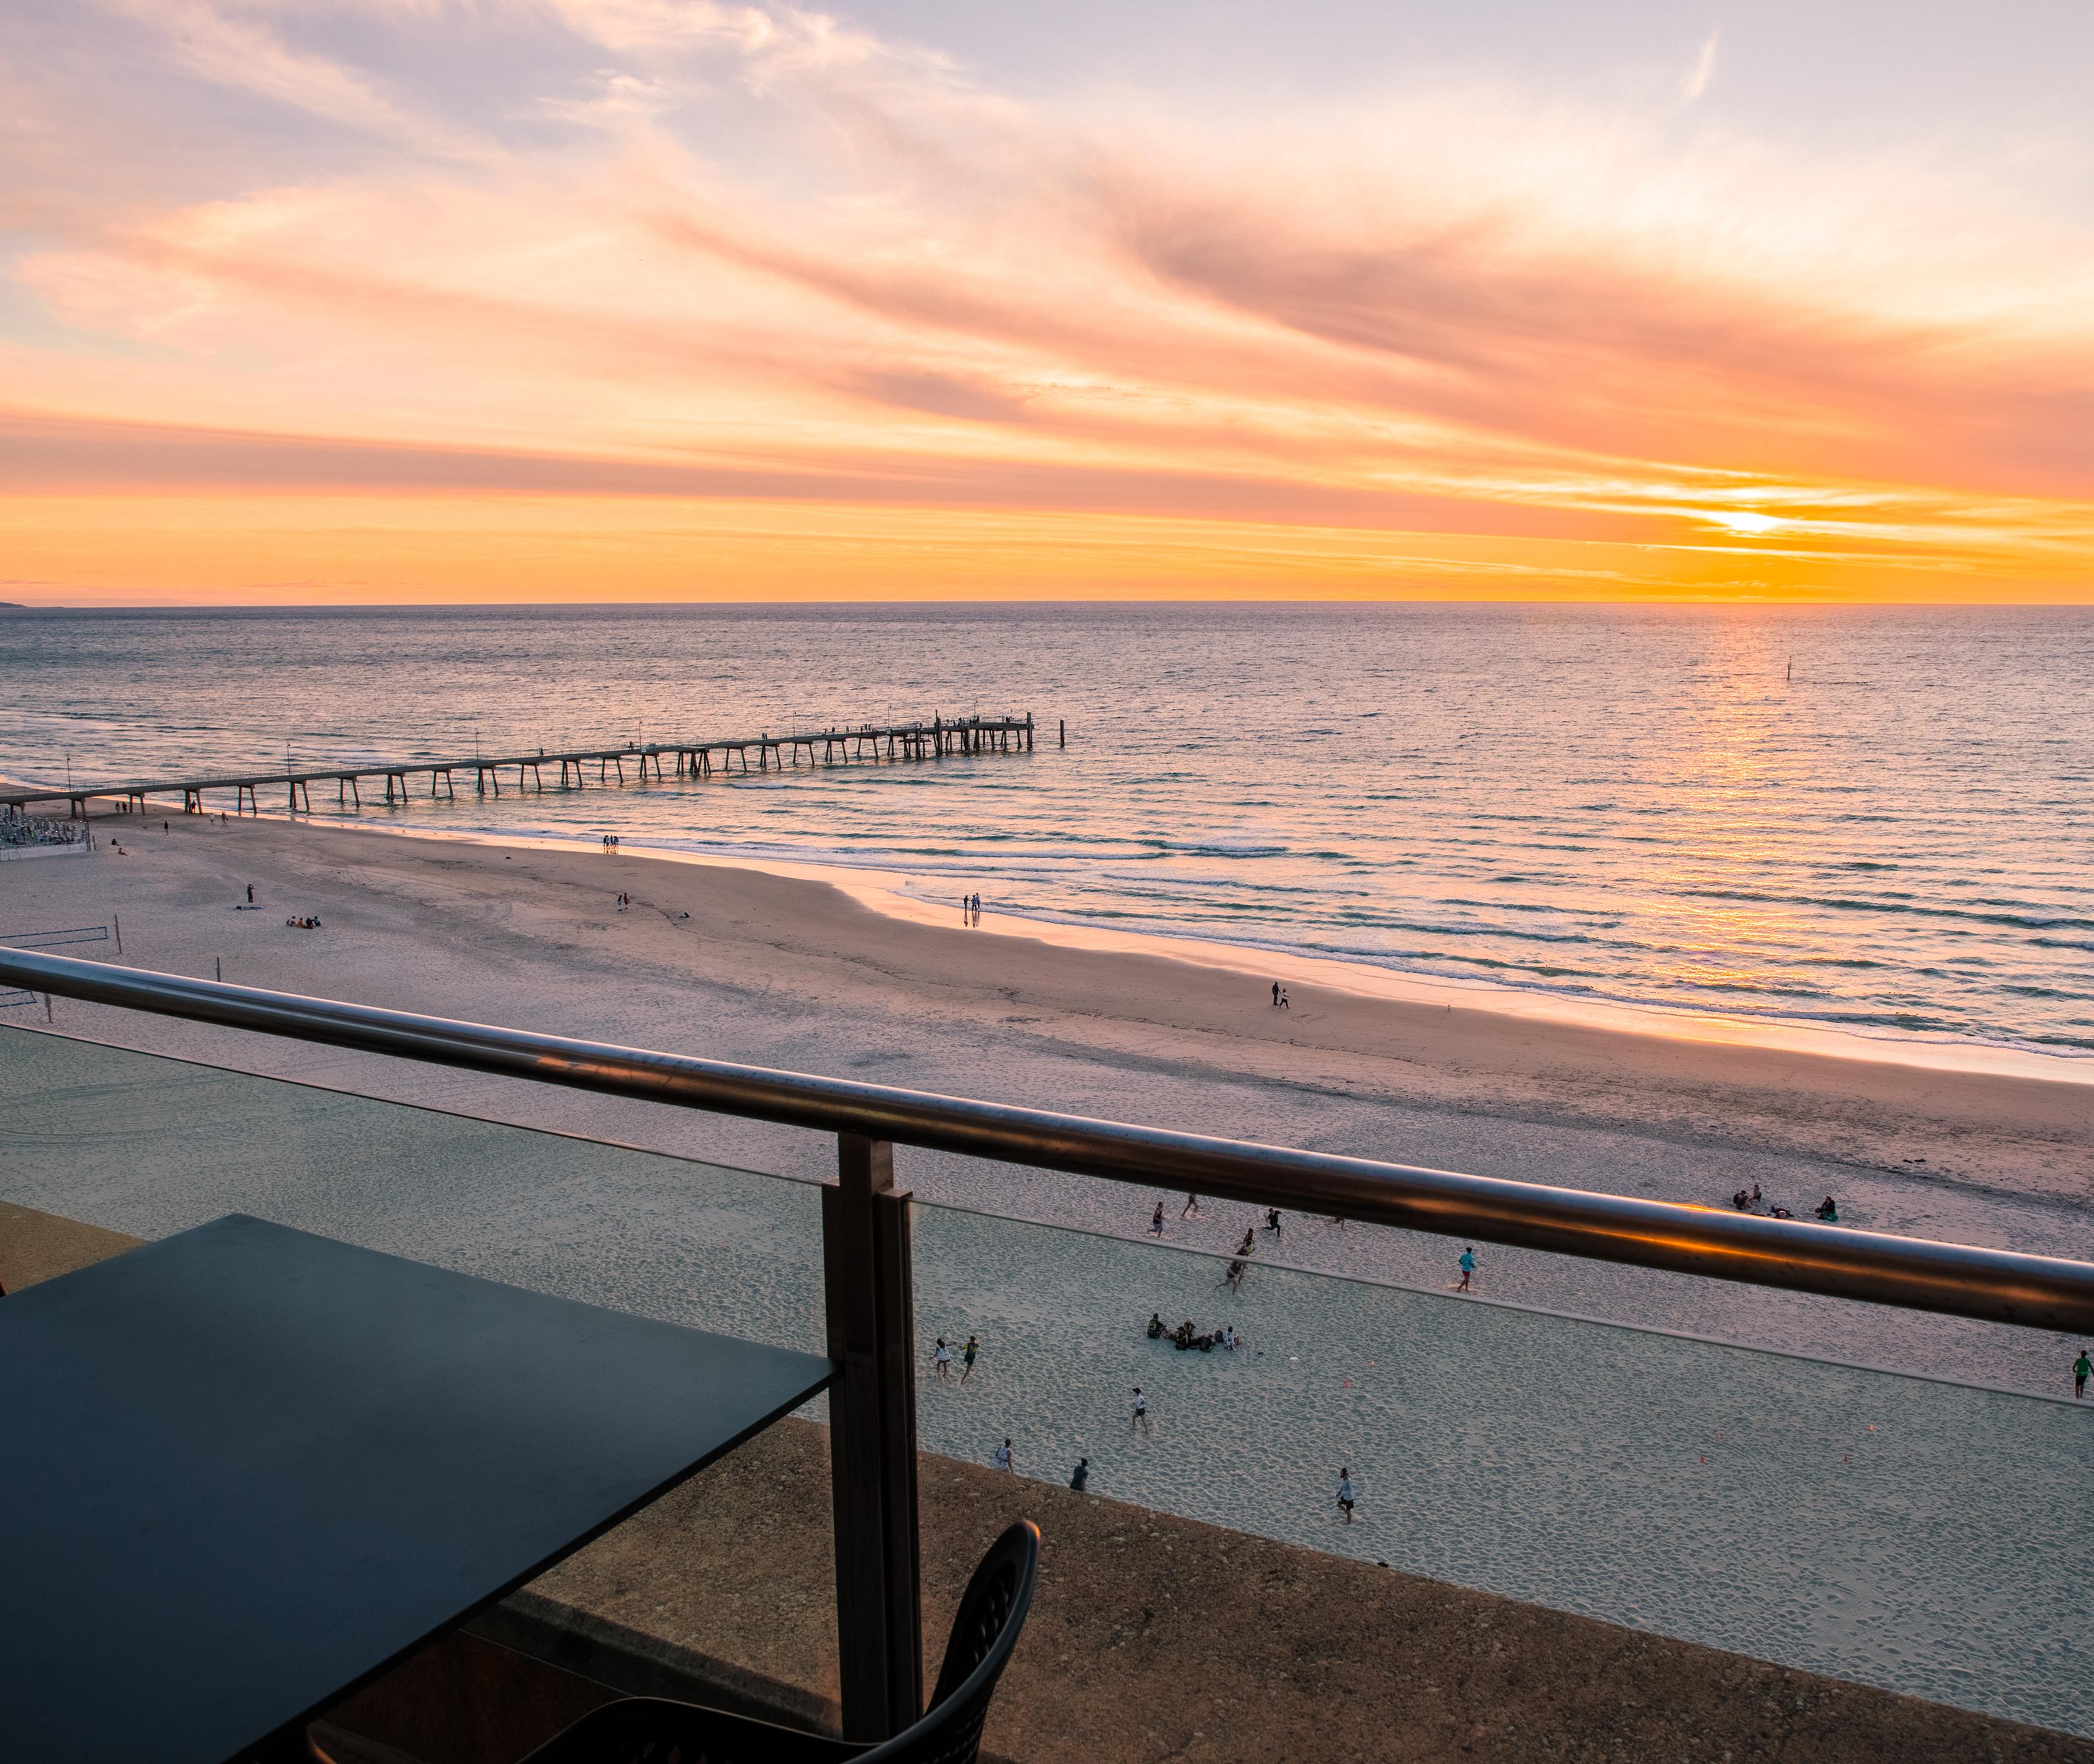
4,602,2091,1057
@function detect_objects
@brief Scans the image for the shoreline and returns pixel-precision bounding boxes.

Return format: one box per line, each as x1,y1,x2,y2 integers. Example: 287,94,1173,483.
4,803,2090,1401
151,807,2094,1088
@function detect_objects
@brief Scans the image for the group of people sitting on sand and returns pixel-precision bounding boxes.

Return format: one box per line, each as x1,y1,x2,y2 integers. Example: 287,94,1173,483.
1729,1183,1837,1223
1147,1313,1238,1354
285,915,323,930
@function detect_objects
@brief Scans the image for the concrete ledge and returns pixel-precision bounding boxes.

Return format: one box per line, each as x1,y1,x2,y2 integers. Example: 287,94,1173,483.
0,1198,140,1292
513,1414,2094,1764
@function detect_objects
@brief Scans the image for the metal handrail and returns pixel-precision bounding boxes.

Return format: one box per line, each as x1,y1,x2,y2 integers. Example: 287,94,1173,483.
6,947,2092,1333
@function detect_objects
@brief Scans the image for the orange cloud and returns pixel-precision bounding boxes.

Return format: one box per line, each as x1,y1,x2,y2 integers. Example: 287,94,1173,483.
1,0,2090,601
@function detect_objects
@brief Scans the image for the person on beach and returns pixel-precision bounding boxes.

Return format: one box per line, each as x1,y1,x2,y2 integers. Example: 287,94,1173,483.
1264,1207,1282,1237
1456,1247,1476,1293
2076,1348,2091,1399
1271,981,1280,1006
1222,1258,1248,1292
962,1335,980,1382
1069,1457,1090,1493
1150,1202,1166,1235
994,1438,1014,1473
1181,1193,1200,1218
1236,1227,1256,1257
1131,1389,1149,1433
1815,1196,1840,1222
933,1337,953,1379
1147,1312,1164,1339
1222,1325,1238,1351
1279,988,1290,1010
1338,1469,1355,1523
246,884,253,905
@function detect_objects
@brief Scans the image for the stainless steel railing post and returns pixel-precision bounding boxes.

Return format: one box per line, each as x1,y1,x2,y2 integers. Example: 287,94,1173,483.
821,1134,923,1739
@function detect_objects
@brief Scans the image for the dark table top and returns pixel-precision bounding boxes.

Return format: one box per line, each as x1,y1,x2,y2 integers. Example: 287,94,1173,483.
0,1213,834,1764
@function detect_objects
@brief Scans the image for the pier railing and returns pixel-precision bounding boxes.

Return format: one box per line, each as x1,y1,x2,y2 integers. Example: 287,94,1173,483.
7,947,2093,1741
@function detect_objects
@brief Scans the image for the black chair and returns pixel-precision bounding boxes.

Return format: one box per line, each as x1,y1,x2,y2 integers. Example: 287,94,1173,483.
520,1520,1041,1764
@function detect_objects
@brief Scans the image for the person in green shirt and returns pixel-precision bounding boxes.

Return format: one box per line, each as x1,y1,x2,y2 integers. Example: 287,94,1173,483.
2075,1348,2091,1400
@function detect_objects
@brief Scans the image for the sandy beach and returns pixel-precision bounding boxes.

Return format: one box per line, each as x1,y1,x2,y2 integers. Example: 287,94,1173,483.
4,813,2090,1393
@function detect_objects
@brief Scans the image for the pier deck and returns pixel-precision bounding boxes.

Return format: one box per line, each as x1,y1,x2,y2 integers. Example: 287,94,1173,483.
1,715,1035,820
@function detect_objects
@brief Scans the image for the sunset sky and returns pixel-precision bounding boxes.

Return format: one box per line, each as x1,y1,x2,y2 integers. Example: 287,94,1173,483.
6,0,2093,603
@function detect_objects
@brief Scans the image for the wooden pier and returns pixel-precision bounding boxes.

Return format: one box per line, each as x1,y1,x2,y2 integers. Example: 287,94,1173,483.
0,714,1036,821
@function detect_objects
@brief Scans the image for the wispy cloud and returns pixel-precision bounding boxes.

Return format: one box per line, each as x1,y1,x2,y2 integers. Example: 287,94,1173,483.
1,0,2090,600
1677,32,1719,108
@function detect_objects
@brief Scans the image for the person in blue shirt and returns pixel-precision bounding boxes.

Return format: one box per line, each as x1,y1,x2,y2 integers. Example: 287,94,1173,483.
1456,1247,1476,1293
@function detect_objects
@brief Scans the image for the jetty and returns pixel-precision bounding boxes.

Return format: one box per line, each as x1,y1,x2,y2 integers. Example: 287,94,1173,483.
1,714,1035,820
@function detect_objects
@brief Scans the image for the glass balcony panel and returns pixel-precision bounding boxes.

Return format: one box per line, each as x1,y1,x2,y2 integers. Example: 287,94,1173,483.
0,1024,824,1354
905,1191,2088,1738
8,1023,2085,1739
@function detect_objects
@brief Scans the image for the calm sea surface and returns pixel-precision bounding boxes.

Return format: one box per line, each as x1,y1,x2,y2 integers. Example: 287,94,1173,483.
4,603,2090,1057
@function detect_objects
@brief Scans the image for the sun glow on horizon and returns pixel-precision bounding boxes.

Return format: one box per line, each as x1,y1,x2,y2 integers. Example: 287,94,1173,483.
2,1,2091,605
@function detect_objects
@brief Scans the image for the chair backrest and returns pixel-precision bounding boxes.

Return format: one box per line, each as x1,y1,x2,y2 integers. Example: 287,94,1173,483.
860,1520,1040,1764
